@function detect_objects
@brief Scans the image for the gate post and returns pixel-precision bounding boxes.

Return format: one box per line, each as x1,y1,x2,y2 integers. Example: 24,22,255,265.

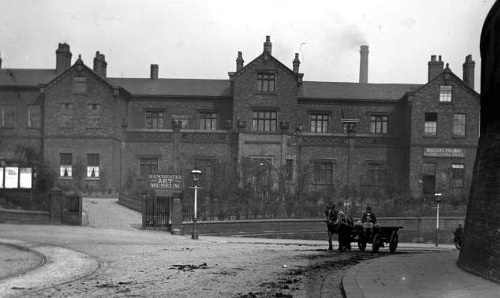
171,193,183,235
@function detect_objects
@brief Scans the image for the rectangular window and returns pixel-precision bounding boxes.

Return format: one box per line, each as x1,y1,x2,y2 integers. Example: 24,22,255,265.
140,158,159,178
310,114,329,133
87,154,100,178
256,72,275,93
145,111,164,129
0,167,3,188
0,106,16,127
439,85,452,102
86,104,101,128
452,164,465,188
424,113,438,136
370,115,388,134
453,114,466,137
72,77,87,94
252,110,277,132
422,163,436,195
286,159,294,181
60,153,73,177
313,161,333,184
199,112,218,131
366,163,386,186
28,105,41,128
59,103,74,128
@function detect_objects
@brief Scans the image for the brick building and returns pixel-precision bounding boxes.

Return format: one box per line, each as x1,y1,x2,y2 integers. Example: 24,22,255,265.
458,1,500,284
0,37,479,205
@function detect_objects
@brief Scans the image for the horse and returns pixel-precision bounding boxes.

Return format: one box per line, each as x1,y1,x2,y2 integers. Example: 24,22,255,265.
325,206,353,251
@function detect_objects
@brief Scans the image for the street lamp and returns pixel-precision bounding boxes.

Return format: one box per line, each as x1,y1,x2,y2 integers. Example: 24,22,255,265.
434,193,442,247
190,169,202,240
341,118,359,209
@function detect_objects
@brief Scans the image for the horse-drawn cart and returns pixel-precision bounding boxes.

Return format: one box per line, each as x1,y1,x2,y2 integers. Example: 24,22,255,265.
346,224,403,253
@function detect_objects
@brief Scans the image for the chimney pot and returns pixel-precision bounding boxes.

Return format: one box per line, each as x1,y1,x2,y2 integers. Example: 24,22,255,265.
263,35,272,55
359,45,369,83
236,51,244,71
293,53,300,73
56,43,72,74
463,55,475,89
93,51,107,77
428,54,444,82
150,64,159,79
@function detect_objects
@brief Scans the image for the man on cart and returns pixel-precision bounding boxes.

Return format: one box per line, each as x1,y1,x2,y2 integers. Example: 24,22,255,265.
362,206,377,239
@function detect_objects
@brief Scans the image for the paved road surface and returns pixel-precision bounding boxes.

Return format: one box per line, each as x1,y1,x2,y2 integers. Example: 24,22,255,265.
84,198,141,230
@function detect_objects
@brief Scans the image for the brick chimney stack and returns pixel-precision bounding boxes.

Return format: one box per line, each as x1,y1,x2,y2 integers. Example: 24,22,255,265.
236,51,244,71
150,64,159,79
93,51,107,77
359,45,369,83
263,36,272,55
293,53,300,73
428,55,444,82
463,55,475,90
56,43,72,74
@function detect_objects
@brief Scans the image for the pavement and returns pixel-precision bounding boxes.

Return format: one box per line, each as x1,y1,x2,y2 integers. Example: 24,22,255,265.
1,198,499,297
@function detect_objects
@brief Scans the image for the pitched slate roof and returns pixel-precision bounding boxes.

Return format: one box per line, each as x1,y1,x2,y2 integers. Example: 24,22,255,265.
0,69,57,87
299,81,422,101
107,78,232,97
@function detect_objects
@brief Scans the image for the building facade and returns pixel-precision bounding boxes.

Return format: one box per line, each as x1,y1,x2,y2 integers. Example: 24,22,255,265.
0,37,479,206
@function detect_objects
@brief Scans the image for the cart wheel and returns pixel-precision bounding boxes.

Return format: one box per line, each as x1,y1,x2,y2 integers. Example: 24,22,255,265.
358,236,367,251
389,231,398,253
372,234,381,253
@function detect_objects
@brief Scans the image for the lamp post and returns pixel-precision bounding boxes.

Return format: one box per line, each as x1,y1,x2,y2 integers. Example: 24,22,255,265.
341,119,359,208
434,193,442,247
190,169,202,240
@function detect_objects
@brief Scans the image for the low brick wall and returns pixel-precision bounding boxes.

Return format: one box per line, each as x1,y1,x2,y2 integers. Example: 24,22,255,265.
182,217,465,244
0,207,50,223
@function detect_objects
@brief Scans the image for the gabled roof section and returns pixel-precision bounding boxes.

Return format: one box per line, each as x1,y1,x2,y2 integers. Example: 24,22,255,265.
233,52,302,82
411,66,480,100
299,81,422,101
107,78,232,97
43,57,116,92
0,68,57,87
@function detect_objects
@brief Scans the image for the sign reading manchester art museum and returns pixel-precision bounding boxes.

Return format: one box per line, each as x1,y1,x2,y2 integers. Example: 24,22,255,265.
147,173,183,192
424,148,465,158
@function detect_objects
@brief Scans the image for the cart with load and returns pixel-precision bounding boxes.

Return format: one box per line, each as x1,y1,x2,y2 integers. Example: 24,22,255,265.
342,222,403,253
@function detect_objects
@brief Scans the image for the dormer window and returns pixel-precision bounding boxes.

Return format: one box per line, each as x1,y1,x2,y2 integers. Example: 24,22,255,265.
439,85,452,102
257,72,275,93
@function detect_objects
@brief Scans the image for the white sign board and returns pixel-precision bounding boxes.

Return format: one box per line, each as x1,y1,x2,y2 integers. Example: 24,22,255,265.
20,168,32,189
5,167,19,188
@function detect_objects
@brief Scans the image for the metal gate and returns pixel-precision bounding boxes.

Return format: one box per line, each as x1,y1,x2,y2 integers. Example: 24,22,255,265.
142,195,172,230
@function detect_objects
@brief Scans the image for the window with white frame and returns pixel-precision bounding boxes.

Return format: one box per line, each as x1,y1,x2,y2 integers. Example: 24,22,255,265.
145,111,164,129
310,113,329,133
439,85,452,102
424,113,438,136
87,154,100,178
370,115,388,134
252,110,277,132
199,112,218,131
60,153,73,177
256,72,275,93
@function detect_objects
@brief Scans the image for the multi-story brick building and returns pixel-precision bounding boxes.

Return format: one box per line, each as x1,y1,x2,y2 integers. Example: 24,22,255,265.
0,36,479,205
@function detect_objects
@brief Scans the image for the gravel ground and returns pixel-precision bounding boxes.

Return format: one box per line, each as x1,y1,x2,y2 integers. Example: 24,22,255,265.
0,198,383,297
0,243,43,280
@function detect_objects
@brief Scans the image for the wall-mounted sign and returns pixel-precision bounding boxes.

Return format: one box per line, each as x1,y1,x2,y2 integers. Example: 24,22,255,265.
148,173,183,192
424,148,465,158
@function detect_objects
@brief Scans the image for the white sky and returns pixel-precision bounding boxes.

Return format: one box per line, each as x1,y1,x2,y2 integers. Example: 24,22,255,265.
0,0,495,91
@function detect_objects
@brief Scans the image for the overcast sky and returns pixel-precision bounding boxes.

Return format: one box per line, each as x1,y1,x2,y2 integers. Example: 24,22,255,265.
0,0,495,91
